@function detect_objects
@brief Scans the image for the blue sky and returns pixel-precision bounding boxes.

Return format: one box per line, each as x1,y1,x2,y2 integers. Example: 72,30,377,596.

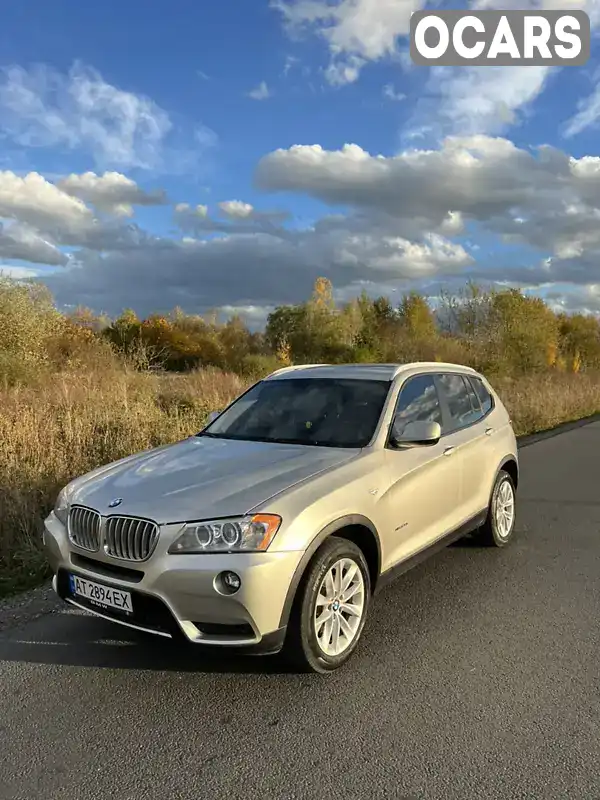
1,0,600,324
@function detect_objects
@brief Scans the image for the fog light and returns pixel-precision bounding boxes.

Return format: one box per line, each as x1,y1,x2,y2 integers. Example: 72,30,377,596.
221,571,241,593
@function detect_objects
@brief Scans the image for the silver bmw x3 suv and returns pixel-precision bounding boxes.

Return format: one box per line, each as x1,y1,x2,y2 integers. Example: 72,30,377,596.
44,362,519,673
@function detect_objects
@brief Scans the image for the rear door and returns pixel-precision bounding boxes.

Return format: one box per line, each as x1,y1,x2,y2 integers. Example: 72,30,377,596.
381,373,463,570
434,372,493,521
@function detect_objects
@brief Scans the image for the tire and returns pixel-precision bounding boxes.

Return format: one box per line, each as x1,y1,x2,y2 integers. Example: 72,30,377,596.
475,469,517,547
282,536,371,674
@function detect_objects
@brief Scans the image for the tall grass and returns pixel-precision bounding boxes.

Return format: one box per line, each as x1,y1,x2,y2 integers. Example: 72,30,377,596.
1,364,599,596
0,367,244,595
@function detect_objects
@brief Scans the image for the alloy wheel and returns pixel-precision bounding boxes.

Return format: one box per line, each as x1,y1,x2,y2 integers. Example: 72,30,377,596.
313,557,365,657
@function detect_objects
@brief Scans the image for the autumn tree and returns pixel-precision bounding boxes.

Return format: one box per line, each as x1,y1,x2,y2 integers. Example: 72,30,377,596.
0,277,62,384
483,289,560,375
557,312,600,371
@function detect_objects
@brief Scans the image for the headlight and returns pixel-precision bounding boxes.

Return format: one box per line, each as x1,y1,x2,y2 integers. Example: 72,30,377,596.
168,514,282,554
54,487,70,526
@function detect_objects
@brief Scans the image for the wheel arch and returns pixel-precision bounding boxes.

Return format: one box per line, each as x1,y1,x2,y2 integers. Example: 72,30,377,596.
277,514,382,629
498,455,519,489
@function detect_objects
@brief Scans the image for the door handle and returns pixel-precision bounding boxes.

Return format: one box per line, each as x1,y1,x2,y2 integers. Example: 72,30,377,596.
485,427,494,436
443,446,455,456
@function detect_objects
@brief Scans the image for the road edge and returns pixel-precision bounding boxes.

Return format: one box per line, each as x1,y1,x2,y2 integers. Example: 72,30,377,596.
517,411,600,448
0,581,60,635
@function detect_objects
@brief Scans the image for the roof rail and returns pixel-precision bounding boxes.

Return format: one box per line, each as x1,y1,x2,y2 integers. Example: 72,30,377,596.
392,361,477,378
265,363,331,378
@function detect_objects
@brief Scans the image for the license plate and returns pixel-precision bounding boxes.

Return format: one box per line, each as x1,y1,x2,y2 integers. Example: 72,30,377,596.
69,574,133,614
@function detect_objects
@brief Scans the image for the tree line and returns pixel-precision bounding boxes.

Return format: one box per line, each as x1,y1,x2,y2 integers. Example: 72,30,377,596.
1,274,600,386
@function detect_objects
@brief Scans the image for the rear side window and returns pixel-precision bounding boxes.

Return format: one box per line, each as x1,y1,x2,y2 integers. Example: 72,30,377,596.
470,376,493,416
437,373,484,431
392,374,442,437
464,379,482,414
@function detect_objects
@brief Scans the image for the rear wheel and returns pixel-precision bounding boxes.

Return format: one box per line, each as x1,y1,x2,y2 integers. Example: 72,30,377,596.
282,536,371,674
475,469,517,547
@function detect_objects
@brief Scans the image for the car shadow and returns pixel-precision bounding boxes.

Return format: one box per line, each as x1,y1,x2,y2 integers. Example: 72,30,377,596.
449,535,485,549
0,611,297,674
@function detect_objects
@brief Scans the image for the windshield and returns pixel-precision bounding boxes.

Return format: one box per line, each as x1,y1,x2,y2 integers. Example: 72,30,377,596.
200,377,391,448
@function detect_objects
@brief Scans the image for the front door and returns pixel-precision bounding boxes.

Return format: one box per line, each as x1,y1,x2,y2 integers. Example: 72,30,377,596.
380,374,462,571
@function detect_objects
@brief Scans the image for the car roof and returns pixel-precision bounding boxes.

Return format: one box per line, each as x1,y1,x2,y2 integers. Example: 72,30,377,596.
265,362,479,382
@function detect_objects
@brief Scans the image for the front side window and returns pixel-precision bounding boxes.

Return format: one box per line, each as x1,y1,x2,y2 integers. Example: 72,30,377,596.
391,375,442,439
437,373,483,431
200,377,391,448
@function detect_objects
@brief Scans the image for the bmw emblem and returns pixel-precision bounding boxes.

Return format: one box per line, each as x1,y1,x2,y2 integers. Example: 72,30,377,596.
108,498,123,508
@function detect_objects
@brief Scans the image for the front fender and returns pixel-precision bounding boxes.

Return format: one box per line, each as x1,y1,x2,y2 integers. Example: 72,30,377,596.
277,514,381,629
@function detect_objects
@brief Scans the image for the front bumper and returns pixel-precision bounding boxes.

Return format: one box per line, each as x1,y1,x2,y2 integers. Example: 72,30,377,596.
44,512,303,653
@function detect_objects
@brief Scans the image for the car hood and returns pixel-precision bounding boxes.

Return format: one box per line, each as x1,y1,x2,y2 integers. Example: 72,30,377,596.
68,436,359,524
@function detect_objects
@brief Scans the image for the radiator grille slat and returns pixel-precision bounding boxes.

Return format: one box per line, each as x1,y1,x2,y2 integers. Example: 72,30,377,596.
68,507,101,552
105,515,159,562
133,520,142,560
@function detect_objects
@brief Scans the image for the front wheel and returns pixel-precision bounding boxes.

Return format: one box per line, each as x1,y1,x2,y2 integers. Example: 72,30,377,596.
282,536,371,674
475,469,517,547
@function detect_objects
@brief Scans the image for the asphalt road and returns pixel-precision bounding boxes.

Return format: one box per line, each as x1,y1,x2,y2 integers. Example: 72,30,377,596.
1,420,600,800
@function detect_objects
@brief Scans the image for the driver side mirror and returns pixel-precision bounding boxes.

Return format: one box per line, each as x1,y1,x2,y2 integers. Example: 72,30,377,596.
390,419,442,448
206,410,221,425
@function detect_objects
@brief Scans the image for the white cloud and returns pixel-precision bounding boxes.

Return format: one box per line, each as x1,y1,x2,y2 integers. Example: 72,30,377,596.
411,65,553,139
542,283,600,314
174,200,291,237
219,304,277,329
58,171,167,216
255,135,600,279
0,169,166,257
283,55,300,77
175,203,208,217
0,170,92,234
247,81,271,100
216,200,290,224
0,62,172,170
564,83,600,137
219,200,255,219
324,56,366,86
328,230,472,276
0,61,217,173
383,84,406,102
273,0,422,84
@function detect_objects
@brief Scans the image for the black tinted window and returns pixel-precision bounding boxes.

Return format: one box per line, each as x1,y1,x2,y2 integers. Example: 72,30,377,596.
392,375,442,437
437,373,483,430
202,378,390,448
470,376,493,415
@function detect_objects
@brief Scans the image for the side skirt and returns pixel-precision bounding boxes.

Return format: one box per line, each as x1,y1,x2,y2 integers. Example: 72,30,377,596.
375,508,488,595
